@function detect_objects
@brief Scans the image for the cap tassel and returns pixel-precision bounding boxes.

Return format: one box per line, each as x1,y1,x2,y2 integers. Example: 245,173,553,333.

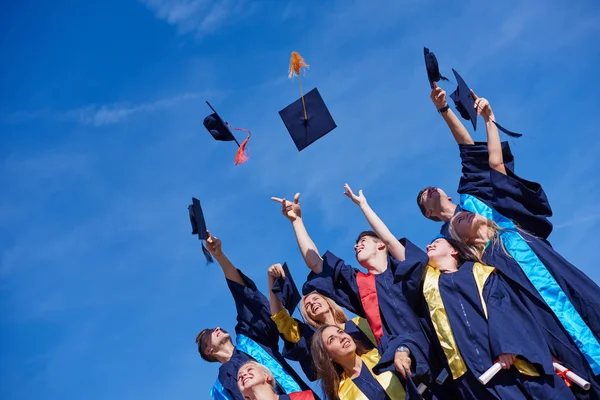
288,51,310,121
492,120,522,138
226,122,252,165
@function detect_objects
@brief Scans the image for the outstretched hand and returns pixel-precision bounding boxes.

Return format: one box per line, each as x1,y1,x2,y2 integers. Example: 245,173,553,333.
343,184,367,206
471,90,494,122
267,263,286,283
430,82,448,110
205,231,223,257
271,193,302,222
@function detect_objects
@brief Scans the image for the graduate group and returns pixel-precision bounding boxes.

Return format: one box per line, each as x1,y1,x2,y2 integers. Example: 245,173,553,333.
189,52,600,400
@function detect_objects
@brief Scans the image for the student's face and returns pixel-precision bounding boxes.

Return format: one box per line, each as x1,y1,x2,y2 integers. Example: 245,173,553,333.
450,212,485,242
419,187,450,219
303,293,330,321
237,363,270,394
354,236,384,264
205,327,231,354
321,326,356,362
426,238,458,267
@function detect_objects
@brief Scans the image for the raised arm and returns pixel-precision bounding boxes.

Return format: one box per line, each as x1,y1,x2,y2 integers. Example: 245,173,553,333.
205,231,245,286
267,264,286,316
473,92,506,175
431,83,474,145
271,193,323,274
343,184,405,261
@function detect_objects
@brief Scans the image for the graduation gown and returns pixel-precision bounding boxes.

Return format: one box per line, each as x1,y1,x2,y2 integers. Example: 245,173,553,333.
337,348,422,400
210,270,311,400
302,253,456,399
442,142,600,397
389,239,574,400
270,265,376,381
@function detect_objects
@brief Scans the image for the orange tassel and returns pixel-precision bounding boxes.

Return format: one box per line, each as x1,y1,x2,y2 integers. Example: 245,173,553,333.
288,51,309,78
234,134,250,165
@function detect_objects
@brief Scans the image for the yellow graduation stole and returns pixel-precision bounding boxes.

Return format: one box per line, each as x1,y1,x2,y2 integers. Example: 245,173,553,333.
351,316,378,346
338,348,406,400
422,263,539,380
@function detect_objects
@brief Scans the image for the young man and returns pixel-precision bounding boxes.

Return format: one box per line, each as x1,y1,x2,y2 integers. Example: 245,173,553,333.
271,194,456,399
196,232,310,400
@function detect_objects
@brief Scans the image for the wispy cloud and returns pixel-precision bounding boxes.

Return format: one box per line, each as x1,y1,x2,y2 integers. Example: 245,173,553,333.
139,0,249,37
2,92,205,127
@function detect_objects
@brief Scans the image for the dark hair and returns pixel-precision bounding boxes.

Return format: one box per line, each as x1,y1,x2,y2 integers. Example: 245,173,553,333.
196,329,219,363
355,230,381,244
310,324,367,400
437,237,478,265
417,187,442,222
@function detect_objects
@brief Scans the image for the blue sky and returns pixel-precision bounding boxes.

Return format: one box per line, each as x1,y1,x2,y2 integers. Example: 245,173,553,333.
1,0,600,398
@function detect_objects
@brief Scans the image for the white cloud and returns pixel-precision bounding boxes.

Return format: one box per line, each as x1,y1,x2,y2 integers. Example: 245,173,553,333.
139,0,249,36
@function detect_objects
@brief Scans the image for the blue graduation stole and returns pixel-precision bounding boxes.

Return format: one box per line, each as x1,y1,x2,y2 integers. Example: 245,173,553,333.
209,334,302,399
460,193,600,374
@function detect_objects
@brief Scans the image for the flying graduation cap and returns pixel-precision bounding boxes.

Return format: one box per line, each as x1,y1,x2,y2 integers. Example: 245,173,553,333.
424,47,450,89
203,102,251,165
188,197,213,264
279,51,337,151
449,69,522,137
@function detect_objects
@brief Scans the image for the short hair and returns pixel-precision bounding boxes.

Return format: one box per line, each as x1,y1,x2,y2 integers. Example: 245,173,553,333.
196,329,219,363
238,361,275,390
355,230,382,244
416,187,442,222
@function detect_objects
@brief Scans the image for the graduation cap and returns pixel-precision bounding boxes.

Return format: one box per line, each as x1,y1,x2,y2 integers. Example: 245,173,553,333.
449,69,522,137
188,197,213,264
203,101,251,165
271,262,302,314
279,51,337,151
424,47,449,89
279,88,337,151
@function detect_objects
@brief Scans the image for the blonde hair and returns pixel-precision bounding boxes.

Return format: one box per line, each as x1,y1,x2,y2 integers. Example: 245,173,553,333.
237,361,275,390
300,292,348,329
448,212,522,262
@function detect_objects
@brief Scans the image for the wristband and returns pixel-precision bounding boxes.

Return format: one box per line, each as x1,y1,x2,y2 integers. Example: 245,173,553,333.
438,105,450,114
395,346,410,355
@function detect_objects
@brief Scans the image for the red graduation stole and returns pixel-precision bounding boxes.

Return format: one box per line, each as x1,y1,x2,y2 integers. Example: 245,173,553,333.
288,390,316,400
356,271,384,344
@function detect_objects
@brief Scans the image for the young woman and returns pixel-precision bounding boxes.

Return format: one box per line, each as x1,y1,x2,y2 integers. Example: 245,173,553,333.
343,186,576,399
446,96,600,398
236,361,316,400
311,324,421,400
266,263,376,380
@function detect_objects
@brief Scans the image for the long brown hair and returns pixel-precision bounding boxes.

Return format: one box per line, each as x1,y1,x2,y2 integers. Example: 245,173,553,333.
300,292,348,328
310,324,367,400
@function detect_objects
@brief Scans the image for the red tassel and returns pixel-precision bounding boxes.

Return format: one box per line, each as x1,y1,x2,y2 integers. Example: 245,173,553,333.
227,122,252,166
235,134,250,165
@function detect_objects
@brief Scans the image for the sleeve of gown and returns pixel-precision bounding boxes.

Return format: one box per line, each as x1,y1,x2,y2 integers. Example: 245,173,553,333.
270,311,318,381
489,168,553,239
389,238,428,310
301,251,365,317
484,272,554,375
457,141,515,202
372,333,431,380
227,270,281,349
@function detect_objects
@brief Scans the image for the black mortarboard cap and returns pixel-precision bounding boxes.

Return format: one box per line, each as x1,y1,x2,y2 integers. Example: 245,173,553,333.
424,47,449,89
202,102,251,165
450,69,522,137
271,262,302,314
450,69,478,131
188,197,213,264
279,88,337,151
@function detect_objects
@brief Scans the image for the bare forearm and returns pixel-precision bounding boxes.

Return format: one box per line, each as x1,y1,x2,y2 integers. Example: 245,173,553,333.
442,109,474,145
291,218,323,273
268,284,285,315
486,115,506,175
359,202,405,261
214,253,245,286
